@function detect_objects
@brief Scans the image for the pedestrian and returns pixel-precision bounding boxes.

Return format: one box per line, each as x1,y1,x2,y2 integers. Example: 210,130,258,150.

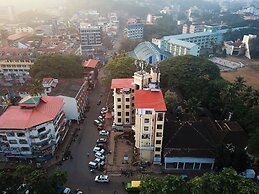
87,152,90,157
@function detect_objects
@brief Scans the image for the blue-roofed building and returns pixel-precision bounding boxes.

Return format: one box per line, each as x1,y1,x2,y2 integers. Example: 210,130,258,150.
128,41,171,65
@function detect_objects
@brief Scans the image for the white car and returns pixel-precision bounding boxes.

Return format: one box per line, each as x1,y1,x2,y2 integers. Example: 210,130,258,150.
97,149,105,155
94,158,105,166
62,187,71,194
95,152,105,160
101,107,108,113
94,120,103,127
93,146,101,152
99,130,109,136
95,175,109,183
96,138,107,143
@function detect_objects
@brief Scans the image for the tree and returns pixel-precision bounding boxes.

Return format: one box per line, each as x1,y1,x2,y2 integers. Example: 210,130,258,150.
248,128,259,157
25,79,44,96
164,90,178,112
119,38,141,52
160,55,222,108
102,54,136,85
30,54,83,79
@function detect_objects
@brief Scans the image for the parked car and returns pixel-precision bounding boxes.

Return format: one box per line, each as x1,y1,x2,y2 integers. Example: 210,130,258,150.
94,158,105,166
95,152,105,160
97,149,105,155
95,175,109,183
99,130,109,136
75,189,83,194
89,161,98,169
96,143,105,148
94,120,103,127
62,187,71,194
96,138,107,143
93,146,101,152
97,126,104,130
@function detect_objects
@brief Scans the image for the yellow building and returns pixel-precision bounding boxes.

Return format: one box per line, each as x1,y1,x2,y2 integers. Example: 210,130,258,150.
111,78,134,126
133,90,166,164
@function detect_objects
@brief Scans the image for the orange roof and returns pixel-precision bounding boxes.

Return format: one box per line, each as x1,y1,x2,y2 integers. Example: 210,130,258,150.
111,78,134,89
135,90,167,111
82,59,99,68
0,96,64,129
7,32,30,41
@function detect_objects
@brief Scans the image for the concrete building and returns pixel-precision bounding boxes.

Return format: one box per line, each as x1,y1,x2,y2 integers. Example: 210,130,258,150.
128,41,171,65
49,79,89,122
134,90,166,164
15,26,34,34
82,59,100,87
182,24,205,34
111,78,134,126
0,47,34,79
79,23,102,56
124,18,144,40
242,34,257,59
0,96,66,160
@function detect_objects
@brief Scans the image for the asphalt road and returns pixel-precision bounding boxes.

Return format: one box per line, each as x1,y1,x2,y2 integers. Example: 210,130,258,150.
60,79,130,194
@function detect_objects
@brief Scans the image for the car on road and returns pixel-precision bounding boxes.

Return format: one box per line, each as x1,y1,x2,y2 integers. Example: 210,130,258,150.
97,100,101,105
89,161,98,169
95,152,105,160
94,120,103,127
75,189,83,194
96,138,107,143
96,143,105,148
101,106,108,113
97,126,104,130
62,187,71,194
99,130,109,136
95,175,109,183
94,158,105,166
93,146,102,152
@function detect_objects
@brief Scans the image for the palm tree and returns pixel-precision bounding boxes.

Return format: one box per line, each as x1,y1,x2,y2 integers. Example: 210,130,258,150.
25,79,44,96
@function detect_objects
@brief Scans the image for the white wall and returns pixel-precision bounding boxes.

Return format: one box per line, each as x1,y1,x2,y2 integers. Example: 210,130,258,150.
58,95,79,121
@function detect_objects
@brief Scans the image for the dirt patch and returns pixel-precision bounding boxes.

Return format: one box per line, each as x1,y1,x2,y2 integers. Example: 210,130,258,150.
221,56,259,90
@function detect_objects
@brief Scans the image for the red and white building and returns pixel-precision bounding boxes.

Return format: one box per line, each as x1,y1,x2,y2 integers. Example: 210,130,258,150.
0,96,66,160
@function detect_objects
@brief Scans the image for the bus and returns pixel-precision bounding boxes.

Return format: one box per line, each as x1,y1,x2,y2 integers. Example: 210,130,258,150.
125,181,141,192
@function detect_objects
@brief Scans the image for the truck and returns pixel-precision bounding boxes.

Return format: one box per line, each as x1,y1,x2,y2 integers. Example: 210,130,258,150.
125,181,141,192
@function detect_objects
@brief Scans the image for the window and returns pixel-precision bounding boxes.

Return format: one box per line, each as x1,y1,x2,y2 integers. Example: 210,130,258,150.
144,119,149,123
126,105,130,109
155,147,161,152
38,127,46,133
154,154,160,158
126,118,130,123
117,112,121,116
157,124,163,129
144,126,149,131
117,98,121,102
7,132,14,137
126,112,129,116
9,140,17,144
118,118,121,123
17,133,25,137
21,147,30,151
146,110,152,114
117,105,121,109
156,140,161,144
19,139,28,144
142,134,150,139
156,132,162,137
157,113,164,121
126,98,130,102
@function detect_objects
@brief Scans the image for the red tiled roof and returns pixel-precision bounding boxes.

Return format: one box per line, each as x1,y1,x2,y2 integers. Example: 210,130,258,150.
134,90,167,111
111,78,134,89
7,32,30,41
0,96,64,129
82,59,99,68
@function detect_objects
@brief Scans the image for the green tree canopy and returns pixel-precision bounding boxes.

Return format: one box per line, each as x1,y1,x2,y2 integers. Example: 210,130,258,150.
30,54,83,79
102,54,136,85
140,168,259,194
164,90,178,112
119,38,142,52
0,165,67,194
160,55,222,108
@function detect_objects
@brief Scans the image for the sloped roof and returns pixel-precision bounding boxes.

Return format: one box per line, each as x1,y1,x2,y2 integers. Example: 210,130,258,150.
7,32,30,41
134,90,166,111
111,78,134,89
0,96,64,129
82,59,99,68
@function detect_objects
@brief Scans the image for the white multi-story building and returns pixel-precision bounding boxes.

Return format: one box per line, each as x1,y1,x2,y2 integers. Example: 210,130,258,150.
124,18,144,40
0,96,66,160
15,26,34,34
79,23,102,56
111,78,134,126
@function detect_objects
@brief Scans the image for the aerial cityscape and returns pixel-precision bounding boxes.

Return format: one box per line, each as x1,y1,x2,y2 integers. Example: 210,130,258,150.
0,0,259,193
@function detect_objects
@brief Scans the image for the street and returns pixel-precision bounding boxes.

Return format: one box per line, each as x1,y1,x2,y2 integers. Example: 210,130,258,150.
60,78,130,194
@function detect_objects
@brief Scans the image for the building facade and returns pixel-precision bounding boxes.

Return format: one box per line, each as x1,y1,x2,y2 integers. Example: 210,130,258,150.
111,78,134,126
0,96,66,160
124,18,144,40
79,23,102,56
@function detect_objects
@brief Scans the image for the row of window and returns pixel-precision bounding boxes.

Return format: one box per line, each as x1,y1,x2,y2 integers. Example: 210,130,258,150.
117,104,133,109
143,124,163,131
117,97,133,102
9,139,28,144
117,118,130,123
